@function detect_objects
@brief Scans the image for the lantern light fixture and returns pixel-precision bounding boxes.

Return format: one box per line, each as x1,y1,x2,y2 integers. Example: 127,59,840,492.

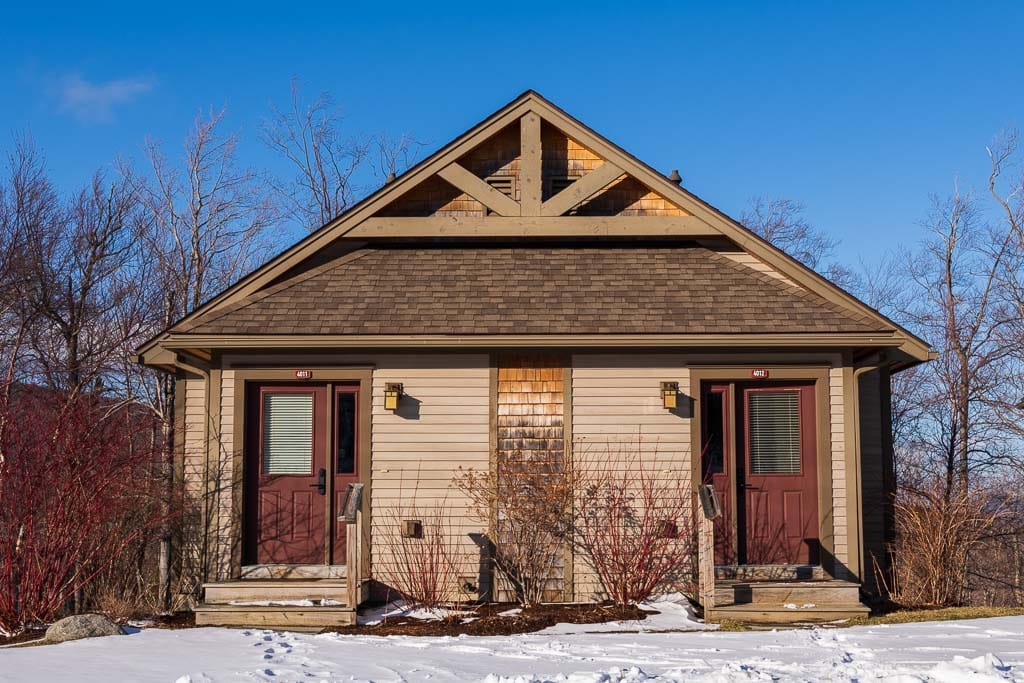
660,381,679,410
384,383,404,411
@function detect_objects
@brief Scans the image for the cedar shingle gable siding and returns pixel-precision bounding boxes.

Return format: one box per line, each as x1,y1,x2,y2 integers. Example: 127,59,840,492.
179,245,887,336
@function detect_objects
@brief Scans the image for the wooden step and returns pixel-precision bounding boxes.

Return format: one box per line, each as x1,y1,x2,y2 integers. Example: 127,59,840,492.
239,564,347,580
707,602,869,625
194,603,356,628
203,580,349,605
715,565,826,581
714,579,860,607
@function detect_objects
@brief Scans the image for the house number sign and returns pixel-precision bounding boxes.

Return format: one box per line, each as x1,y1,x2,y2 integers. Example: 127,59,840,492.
750,368,770,379
294,369,313,380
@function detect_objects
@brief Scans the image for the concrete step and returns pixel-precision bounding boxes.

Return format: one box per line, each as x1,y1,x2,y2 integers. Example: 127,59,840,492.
714,579,860,607
194,603,356,628
707,602,869,625
203,580,349,605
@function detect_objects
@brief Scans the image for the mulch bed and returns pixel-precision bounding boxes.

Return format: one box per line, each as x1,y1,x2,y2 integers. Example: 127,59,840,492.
147,611,196,629
324,602,650,637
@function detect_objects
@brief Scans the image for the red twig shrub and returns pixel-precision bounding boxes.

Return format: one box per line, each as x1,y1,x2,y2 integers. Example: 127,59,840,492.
456,450,573,607
573,438,696,605
372,498,465,610
0,392,169,635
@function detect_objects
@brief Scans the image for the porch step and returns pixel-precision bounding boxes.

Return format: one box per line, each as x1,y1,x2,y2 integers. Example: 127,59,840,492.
714,565,826,581
203,579,350,605
706,602,869,625
714,579,860,607
194,603,356,628
239,564,347,580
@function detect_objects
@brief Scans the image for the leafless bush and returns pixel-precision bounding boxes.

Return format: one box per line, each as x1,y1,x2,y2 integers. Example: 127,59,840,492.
455,450,573,607
881,476,1008,607
372,491,466,610
573,438,696,605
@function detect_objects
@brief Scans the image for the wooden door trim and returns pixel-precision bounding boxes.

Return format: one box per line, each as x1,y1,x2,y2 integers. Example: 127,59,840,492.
689,366,835,575
232,367,373,574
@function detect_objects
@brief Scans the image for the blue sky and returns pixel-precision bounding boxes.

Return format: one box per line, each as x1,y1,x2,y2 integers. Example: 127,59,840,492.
2,2,1022,265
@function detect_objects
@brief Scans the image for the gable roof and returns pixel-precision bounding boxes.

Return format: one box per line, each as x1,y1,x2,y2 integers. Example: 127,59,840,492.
179,244,889,337
138,90,931,365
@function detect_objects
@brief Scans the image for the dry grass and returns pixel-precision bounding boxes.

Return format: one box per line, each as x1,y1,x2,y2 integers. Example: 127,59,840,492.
852,606,1024,626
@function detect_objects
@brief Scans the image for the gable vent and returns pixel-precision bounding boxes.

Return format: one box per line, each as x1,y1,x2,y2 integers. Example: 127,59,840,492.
485,175,515,198
549,176,578,195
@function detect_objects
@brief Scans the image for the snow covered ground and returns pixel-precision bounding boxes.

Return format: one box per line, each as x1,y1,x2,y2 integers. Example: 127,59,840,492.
2,614,1024,682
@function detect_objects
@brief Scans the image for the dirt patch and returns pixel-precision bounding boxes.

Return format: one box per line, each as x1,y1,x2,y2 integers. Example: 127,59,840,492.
324,602,649,637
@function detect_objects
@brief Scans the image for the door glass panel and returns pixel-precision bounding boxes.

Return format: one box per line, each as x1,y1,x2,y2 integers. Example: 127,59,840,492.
702,390,725,476
261,393,314,474
748,391,801,474
336,392,356,474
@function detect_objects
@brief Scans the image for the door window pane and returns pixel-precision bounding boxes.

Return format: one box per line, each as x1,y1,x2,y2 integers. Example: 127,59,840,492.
748,391,801,474
703,390,725,475
336,392,356,474
262,393,314,474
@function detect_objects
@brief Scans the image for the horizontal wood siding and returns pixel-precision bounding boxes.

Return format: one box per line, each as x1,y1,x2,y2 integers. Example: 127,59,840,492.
829,367,850,576
717,250,796,286
180,373,207,596
858,367,893,595
370,354,491,599
570,354,691,600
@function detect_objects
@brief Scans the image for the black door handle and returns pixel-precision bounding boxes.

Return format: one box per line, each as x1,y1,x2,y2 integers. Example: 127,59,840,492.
310,468,326,495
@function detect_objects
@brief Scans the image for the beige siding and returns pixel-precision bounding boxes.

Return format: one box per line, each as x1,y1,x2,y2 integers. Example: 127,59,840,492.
858,367,892,595
829,367,849,573
718,250,797,286
211,370,236,579
570,354,691,600
370,355,491,598
179,373,207,596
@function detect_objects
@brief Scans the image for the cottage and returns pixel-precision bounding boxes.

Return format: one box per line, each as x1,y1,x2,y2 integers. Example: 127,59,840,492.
137,91,931,626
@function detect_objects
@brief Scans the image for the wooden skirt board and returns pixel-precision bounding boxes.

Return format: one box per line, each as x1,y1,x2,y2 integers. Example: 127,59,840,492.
701,381,820,566
243,382,362,566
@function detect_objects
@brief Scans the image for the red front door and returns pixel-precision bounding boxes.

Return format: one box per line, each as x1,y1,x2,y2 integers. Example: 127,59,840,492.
702,381,820,567
247,384,329,564
739,384,819,565
244,382,363,565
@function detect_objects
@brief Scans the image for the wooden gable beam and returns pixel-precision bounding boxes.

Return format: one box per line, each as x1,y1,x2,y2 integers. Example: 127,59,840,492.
437,163,521,216
520,113,542,215
347,215,715,238
540,162,624,217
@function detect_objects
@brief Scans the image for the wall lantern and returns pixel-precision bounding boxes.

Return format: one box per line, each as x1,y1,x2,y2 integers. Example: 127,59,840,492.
660,381,679,410
384,383,404,411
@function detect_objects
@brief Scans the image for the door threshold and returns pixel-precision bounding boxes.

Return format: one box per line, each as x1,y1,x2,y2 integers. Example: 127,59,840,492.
240,564,347,580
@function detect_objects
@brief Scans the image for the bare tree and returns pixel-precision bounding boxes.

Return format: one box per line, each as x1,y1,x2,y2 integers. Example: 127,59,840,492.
741,197,838,268
126,107,278,610
261,80,368,230
899,190,1016,494
21,169,146,396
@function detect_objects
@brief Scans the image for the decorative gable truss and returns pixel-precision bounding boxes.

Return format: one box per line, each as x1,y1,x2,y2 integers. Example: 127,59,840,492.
136,91,932,367
348,101,709,239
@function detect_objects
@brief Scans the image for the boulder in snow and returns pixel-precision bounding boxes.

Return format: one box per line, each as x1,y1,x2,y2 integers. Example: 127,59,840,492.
45,613,125,643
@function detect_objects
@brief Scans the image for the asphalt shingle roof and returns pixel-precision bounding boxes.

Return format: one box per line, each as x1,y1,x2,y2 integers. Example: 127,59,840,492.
178,245,887,336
